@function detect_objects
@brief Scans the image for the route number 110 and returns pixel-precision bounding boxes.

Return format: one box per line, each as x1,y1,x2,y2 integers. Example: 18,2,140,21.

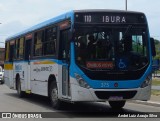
84,15,92,23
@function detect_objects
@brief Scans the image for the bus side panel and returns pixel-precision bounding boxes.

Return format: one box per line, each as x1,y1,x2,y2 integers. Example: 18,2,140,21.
14,62,27,91
4,63,14,89
30,60,58,96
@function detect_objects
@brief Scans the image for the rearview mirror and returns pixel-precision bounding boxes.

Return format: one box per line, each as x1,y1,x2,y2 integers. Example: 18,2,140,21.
150,38,156,57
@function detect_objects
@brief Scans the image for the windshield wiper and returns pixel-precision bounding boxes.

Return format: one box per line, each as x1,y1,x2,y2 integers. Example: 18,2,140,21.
121,25,133,41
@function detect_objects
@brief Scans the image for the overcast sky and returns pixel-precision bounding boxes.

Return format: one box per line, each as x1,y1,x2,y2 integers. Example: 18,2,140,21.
0,0,160,47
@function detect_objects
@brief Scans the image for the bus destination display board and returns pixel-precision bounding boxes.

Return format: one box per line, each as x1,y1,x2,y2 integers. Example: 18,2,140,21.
75,12,146,24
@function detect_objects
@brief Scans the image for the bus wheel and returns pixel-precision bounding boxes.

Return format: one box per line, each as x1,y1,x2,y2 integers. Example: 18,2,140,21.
17,77,25,98
49,82,62,110
108,101,126,109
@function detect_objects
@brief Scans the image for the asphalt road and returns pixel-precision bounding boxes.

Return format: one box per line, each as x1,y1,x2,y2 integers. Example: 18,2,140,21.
0,84,160,121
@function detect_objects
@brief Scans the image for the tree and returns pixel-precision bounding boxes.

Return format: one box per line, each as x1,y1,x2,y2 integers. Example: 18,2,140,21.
154,39,160,59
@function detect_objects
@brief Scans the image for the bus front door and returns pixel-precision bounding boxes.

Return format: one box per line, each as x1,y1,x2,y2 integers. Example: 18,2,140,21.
60,29,71,99
24,38,32,93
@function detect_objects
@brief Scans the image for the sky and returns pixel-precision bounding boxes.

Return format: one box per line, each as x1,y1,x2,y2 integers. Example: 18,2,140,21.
0,0,160,47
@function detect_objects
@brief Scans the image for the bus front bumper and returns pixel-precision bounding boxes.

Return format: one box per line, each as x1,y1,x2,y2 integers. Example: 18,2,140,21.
70,84,151,102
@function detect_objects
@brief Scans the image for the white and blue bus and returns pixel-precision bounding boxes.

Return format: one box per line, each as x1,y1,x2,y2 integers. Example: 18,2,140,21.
4,10,156,109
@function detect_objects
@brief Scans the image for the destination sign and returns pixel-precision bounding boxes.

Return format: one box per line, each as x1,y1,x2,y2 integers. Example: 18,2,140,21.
84,15,126,23
86,61,114,69
75,12,146,24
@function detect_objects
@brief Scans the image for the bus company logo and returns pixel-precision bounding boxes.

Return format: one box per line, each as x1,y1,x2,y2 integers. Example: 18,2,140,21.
1,113,43,119
2,113,11,118
33,67,41,73
15,65,22,71
33,66,53,73
49,66,53,72
41,66,53,72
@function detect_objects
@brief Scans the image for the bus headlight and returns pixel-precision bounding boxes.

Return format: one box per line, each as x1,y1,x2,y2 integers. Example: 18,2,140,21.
141,75,152,88
74,73,90,89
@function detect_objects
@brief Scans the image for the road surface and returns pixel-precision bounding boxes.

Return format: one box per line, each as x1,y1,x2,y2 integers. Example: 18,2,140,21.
0,84,160,121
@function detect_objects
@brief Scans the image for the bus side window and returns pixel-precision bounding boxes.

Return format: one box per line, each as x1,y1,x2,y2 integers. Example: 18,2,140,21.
24,38,32,60
44,27,57,56
14,38,24,60
19,38,24,59
59,29,70,61
33,31,43,56
5,42,9,61
9,41,15,62
14,39,19,59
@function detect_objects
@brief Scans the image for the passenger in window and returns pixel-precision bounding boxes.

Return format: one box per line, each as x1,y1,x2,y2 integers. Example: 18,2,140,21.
87,35,97,59
77,38,87,65
123,35,132,52
96,40,104,59
105,40,112,59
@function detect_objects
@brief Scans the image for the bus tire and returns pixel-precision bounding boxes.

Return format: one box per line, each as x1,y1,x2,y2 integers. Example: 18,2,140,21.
49,81,62,110
108,101,126,109
17,77,25,98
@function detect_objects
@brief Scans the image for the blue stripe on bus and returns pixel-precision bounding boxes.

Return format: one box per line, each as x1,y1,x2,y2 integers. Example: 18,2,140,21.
70,62,152,89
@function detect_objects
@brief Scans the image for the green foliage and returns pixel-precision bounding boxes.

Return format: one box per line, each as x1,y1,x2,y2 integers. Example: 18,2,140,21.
151,90,160,96
152,79,160,86
154,39,160,59
154,39,160,45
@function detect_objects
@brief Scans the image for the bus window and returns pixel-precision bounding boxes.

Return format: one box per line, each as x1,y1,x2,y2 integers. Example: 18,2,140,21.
14,39,19,59
59,29,70,60
44,27,57,56
132,35,147,56
25,39,32,60
18,38,24,59
5,42,9,61
15,38,24,60
34,31,43,56
9,45,14,62
4,41,15,62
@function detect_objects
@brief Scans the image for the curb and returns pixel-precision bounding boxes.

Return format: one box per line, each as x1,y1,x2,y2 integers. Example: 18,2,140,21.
130,100,160,107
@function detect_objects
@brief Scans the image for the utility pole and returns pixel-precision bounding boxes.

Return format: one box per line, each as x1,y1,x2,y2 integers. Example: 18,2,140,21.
125,0,128,11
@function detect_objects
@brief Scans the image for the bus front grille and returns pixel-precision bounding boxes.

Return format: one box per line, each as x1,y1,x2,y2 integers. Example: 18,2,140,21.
95,91,137,99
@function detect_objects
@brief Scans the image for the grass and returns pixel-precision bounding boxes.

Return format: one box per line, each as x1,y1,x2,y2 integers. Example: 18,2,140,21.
151,90,160,96
157,70,160,74
152,79,160,86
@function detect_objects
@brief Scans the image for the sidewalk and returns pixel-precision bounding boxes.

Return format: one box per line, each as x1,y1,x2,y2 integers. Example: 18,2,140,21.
150,74,160,103
152,86,160,90
135,75,160,107
150,95,160,102
131,95,160,107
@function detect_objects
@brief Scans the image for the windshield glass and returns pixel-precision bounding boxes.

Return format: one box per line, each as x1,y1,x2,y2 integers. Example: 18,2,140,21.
75,25,149,71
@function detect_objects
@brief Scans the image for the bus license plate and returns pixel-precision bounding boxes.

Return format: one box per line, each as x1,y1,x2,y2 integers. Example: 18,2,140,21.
109,96,123,100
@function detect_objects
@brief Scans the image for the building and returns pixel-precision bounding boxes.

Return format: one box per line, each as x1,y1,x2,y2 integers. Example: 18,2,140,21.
0,48,5,68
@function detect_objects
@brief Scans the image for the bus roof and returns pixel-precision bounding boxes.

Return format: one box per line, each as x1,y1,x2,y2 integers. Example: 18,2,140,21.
74,9,144,14
5,9,145,42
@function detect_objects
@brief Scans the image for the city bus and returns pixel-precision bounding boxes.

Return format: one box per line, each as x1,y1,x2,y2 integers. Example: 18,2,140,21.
4,9,156,109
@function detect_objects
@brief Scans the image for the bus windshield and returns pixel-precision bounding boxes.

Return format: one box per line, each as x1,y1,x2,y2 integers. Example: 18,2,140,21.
75,25,149,71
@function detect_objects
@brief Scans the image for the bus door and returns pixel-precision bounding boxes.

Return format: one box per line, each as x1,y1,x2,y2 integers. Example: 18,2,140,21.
24,34,32,92
60,29,71,99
